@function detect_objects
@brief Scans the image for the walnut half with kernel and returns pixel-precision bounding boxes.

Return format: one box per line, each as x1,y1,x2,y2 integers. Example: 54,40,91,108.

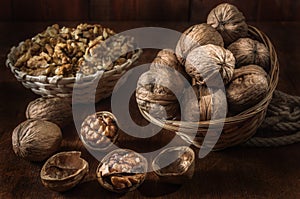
96,149,148,193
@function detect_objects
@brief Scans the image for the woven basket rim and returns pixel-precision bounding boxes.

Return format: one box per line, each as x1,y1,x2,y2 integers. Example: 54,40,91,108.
139,25,279,127
6,44,142,84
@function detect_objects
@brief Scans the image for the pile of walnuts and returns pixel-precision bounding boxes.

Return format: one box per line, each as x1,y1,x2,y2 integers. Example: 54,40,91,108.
12,23,136,77
136,3,270,120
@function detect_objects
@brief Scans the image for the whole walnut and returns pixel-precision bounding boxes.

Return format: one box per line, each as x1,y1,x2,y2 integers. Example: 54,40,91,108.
228,38,270,71
175,23,224,65
136,68,185,119
207,3,248,45
150,49,189,80
182,85,227,121
226,65,269,114
185,44,235,87
26,97,72,128
12,119,62,161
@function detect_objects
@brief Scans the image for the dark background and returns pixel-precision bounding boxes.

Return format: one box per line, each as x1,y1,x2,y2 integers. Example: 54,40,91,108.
0,0,299,22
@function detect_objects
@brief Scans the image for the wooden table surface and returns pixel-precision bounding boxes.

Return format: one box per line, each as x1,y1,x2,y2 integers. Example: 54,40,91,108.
0,21,299,199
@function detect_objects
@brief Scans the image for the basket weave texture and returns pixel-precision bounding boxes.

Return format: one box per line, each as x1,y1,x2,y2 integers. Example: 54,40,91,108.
139,25,279,150
6,44,142,103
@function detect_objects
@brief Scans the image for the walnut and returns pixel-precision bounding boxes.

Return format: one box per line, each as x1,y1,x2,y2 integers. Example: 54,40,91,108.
12,119,62,161
228,38,270,71
182,85,227,121
226,65,269,114
136,68,185,119
185,44,235,87
175,23,224,65
207,3,248,45
150,49,190,80
96,149,148,193
80,111,119,150
40,151,89,192
26,97,72,128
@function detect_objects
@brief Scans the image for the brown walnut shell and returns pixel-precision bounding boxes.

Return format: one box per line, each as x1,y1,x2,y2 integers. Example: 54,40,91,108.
152,146,195,184
182,85,227,121
226,65,269,114
12,119,62,162
40,151,89,192
175,23,224,65
228,38,270,71
150,49,190,80
185,44,235,87
207,3,248,45
96,149,148,193
80,111,119,151
26,97,72,128
136,68,184,119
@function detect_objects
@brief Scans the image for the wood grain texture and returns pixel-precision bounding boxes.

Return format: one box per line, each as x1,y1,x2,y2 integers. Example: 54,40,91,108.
12,0,88,21
110,0,189,21
90,0,111,21
0,21,300,198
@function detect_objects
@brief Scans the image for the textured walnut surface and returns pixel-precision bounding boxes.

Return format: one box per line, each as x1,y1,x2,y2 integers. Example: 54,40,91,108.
228,38,270,71
207,3,248,45
185,44,235,87
12,119,62,162
175,23,224,64
226,65,269,114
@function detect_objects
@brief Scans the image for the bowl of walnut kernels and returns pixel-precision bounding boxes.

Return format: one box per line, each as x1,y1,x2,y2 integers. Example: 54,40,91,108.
6,23,142,103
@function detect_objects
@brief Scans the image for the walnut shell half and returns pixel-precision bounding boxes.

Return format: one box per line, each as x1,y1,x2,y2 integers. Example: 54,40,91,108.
228,38,270,71
207,3,248,45
175,23,224,65
226,65,269,114
40,151,89,192
185,44,235,87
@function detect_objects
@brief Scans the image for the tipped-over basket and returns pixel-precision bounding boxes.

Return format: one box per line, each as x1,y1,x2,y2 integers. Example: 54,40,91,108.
139,25,279,150
6,45,142,104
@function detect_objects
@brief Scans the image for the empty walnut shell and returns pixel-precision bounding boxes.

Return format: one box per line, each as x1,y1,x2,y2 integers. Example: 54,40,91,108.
150,49,189,80
80,111,119,151
185,44,235,87
96,149,148,193
152,146,195,184
26,97,72,128
226,65,269,114
176,23,224,65
207,3,248,45
228,38,270,71
182,85,227,121
12,119,62,162
136,69,184,119
40,151,89,192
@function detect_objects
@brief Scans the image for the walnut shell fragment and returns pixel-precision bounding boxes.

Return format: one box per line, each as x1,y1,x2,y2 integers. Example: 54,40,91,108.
226,65,269,114
185,44,235,87
40,151,89,192
207,3,248,45
80,111,119,151
96,149,148,193
176,23,224,64
152,146,195,184
26,97,72,128
12,119,62,162
228,38,270,71
182,85,227,121
136,68,185,119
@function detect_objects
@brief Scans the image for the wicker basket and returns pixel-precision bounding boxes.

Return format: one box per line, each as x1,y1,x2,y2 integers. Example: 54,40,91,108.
6,43,142,103
139,25,279,150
